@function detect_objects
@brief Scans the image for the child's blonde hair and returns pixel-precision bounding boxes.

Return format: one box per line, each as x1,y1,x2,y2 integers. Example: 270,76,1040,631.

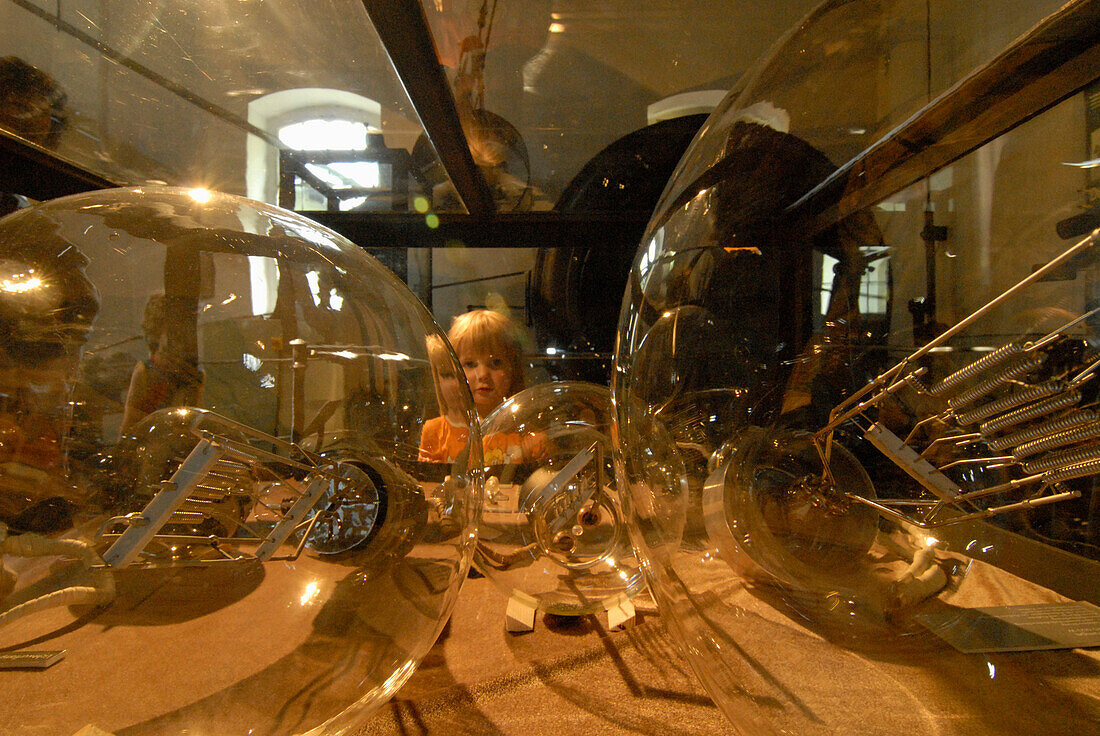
448,309,526,395
426,334,462,418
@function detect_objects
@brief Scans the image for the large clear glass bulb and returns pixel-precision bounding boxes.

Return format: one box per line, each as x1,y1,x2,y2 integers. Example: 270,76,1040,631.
476,381,643,616
0,186,481,735
613,2,1100,733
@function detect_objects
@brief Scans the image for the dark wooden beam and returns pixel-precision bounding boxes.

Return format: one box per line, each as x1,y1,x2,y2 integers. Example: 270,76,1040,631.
307,211,649,250
788,0,1100,229
0,130,117,201
361,0,496,218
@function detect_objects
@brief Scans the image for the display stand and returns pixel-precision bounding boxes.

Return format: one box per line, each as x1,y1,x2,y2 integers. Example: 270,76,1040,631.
504,590,639,633
505,590,539,632
603,593,636,631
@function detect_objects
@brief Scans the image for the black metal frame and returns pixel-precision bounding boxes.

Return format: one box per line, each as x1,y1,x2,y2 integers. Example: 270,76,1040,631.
278,139,412,213
360,0,495,218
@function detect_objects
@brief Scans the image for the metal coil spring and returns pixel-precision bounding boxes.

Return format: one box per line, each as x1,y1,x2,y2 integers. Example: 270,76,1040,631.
1045,456,1100,484
1023,441,1100,474
991,409,1097,452
947,354,1046,411
930,342,1023,397
979,389,1081,436
955,380,1065,426
1012,417,1100,459
169,510,210,523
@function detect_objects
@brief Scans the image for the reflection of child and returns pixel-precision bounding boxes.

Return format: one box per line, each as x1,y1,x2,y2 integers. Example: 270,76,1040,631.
419,310,543,464
418,335,473,463
120,294,203,431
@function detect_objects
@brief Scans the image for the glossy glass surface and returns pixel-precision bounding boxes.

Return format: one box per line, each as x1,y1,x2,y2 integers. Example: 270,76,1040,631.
613,1,1100,734
475,381,642,615
2,0,447,208
0,186,481,735
1,1,1074,216
1,0,826,213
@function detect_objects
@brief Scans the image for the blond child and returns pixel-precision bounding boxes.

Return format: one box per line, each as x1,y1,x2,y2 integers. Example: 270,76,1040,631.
419,309,542,465
449,309,525,420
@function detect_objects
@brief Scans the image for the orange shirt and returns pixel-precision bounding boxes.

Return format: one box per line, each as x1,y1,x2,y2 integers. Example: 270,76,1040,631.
418,416,470,463
418,415,545,465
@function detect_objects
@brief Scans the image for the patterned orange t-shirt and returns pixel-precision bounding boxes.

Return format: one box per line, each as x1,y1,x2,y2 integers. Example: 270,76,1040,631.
418,416,545,465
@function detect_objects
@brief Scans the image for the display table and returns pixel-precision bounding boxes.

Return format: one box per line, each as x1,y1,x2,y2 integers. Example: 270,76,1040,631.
2,548,1097,735
354,575,725,736
357,562,1100,736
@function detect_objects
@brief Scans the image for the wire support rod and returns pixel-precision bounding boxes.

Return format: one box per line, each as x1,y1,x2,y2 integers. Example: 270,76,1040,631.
819,228,1099,438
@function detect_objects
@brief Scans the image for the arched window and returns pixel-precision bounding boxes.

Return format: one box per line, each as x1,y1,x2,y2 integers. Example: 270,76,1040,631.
245,89,383,316
245,88,382,206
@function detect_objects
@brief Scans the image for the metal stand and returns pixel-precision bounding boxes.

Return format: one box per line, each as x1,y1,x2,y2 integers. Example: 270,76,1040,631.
505,590,538,633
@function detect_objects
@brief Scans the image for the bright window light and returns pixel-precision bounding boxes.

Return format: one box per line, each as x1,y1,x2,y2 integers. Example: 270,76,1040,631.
279,119,368,151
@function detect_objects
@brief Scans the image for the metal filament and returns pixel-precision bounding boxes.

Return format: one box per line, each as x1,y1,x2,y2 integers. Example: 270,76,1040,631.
946,354,1046,410
1022,441,1100,474
1011,417,1100,459
989,409,1097,452
929,342,1024,397
1045,456,1100,484
978,389,1082,436
954,380,1066,426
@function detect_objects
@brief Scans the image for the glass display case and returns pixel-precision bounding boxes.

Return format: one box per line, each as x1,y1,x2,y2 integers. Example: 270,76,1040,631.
0,0,822,214
2,1,1100,731
0,186,481,735
0,0,829,376
614,1,1100,734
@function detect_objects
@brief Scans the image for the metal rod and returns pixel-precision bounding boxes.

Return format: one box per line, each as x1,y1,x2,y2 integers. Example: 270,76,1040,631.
823,229,1099,430
361,0,496,217
1027,305,1100,351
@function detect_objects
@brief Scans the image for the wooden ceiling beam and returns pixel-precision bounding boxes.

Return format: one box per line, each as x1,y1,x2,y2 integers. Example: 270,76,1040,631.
361,0,497,218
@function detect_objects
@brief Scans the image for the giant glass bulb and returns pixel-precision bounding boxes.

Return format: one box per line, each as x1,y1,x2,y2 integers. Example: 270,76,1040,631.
612,1,1100,733
0,186,481,735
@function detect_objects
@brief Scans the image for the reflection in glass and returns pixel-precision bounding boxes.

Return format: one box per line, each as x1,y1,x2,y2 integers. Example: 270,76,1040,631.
613,3,1100,734
0,186,480,735
476,382,643,616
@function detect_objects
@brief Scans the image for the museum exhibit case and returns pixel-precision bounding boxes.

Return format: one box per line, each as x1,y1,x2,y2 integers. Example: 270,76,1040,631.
613,0,1100,734
0,186,482,735
0,0,834,396
474,381,643,622
4,0,1100,733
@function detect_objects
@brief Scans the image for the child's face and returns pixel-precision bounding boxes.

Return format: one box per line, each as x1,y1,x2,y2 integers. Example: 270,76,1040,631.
458,347,514,418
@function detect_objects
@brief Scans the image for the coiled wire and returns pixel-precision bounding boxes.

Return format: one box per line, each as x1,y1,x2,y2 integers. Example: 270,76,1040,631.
955,380,1065,426
1022,441,1100,474
1012,416,1100,459
947,354,1046,410
930,343,1024,397
1045,456,1100,484
990,410,1097,452
979,389,1082,436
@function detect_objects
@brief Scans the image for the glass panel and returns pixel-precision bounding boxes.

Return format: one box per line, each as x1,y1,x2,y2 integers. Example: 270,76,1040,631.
1,1,1074,219
666,0,1068,212
0,0,454,210
614,1,1100,733
422,0,821,210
